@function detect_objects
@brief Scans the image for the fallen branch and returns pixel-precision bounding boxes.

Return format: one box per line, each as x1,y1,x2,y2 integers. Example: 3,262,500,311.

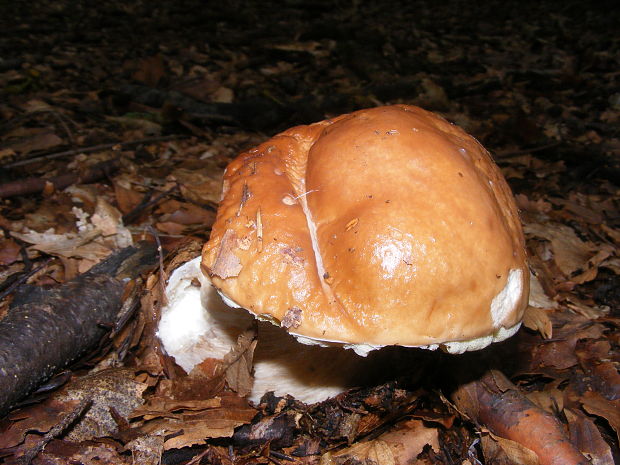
452,370,588,465
0,242,157,417
0,159,118,198
2,134,183,169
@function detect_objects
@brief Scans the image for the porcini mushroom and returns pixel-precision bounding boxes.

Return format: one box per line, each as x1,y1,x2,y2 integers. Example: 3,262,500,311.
158,104,529,403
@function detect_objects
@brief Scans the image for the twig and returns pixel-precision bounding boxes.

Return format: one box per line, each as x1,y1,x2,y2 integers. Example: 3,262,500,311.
16,399,92,465
146,225,167,307
0,259,51,302
122,184,179,225
0,159,118,198
3,134,185,168
44,109,77,146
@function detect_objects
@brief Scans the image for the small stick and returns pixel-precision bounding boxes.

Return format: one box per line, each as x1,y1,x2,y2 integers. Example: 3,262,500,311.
0,259,50,302
3,135,184,168
16,399,92,465
0,159,119,198
122,184,179,225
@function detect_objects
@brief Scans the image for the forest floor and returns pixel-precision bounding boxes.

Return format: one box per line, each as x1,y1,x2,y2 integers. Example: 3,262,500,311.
0,1,618,464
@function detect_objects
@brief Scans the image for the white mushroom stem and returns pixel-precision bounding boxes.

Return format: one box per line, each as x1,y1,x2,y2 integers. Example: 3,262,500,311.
157,257,390,404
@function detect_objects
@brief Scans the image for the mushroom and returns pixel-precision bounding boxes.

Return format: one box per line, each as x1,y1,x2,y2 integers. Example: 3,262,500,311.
157,104,529,403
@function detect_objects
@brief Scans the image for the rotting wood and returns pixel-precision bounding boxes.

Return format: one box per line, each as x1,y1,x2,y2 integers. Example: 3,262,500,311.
0,242,157,417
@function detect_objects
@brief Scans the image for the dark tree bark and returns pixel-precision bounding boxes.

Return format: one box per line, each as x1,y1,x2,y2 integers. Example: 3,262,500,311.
0,242,156,417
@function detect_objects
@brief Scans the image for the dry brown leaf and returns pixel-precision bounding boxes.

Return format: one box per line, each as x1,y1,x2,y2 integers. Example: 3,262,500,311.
0,398,83,450
565,409,615,465
528,272,558,309
169,168,222,205
572,245,616,284
523,306,553,339
580,391,620,443
515,193,552,213
134,399,256,450
321,439,396,465
155,221,186,235
322,419,439,465
533,333,589,371
222,326,258,397
106,116,162,135
0,147,16,162
526,387,564,414
524,222,597,275
564,296,609,319
11,228,107,261
157,200,215,226
600,224,620,245
489,432,540,465
131,55,166,87
113,176,146,216
91,197,130,239
6,131,63,155
38,439,131,465
131,396,222,419
11,198,132,269
0,238,21,265
211,86,234,103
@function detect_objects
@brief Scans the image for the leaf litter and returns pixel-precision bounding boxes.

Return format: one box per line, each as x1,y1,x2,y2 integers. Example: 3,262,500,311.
0,0,618,464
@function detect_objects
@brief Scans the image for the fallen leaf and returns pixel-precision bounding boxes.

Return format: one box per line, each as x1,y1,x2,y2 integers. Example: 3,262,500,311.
131,55,166,87
6,131,63,155
523,306,553,339
0,398,83,449
580,391,620,442
133,395,256,450
515,194,552,214
565,408,615,465
524,222,597,275
321,419,439,465
0,238,21,265
481,433,540,465
211,86,234,103
169,168,222,205
38,439,131,465
155,221,186,235
222,326,258,397
526,387,564,414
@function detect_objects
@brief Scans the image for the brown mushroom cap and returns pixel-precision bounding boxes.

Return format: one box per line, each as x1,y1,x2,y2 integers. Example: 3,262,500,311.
202,105,529,354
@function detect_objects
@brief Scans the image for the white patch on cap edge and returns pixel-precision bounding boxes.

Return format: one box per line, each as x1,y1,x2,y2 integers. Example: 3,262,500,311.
490,268,523,328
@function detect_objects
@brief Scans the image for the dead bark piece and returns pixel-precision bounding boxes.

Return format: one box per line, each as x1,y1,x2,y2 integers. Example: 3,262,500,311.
452,370,588,465
126,434,165,465
0,242,157,418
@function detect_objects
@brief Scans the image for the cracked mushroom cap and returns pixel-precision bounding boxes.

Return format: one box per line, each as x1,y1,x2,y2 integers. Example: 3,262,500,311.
201,105,529,355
